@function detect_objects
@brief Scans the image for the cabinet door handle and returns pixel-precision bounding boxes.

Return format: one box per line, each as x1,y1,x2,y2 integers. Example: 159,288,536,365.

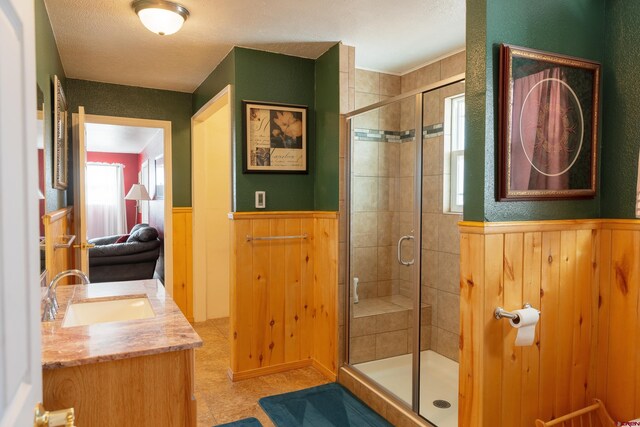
397,235,415,266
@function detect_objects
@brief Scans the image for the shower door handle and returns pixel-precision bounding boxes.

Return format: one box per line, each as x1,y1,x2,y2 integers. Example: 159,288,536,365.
397,235,415,266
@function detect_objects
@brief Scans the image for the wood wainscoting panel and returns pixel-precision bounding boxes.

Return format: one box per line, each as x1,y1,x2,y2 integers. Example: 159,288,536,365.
460,219,640,426
173,208,193,321
43,349,196,427
43,207,74,284
228,212,338,381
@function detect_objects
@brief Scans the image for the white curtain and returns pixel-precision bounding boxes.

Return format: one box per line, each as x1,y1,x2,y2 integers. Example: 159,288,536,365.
86,163,127,239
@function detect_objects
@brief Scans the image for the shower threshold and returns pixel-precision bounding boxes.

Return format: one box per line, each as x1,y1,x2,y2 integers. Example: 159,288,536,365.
353,350,458,427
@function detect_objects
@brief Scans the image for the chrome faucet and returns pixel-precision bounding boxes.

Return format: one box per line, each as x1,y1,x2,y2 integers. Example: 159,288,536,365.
42,269,90,322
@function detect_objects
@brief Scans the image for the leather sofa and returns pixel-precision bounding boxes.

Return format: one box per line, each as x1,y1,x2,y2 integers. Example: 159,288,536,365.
88,223,161,283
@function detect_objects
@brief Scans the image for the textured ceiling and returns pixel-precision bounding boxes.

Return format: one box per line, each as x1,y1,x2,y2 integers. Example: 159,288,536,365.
44,0,465,93
86,123,162,154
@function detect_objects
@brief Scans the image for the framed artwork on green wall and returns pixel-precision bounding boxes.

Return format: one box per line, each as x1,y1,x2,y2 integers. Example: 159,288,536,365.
52,75,68,190
243,101,308,174
498,44,600,201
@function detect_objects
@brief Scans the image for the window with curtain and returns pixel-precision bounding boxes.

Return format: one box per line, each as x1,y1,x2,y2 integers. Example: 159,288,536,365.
86,163,127,239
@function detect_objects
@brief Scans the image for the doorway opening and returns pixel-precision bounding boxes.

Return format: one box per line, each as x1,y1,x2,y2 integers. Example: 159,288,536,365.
191,85,233,322
73,113,173,291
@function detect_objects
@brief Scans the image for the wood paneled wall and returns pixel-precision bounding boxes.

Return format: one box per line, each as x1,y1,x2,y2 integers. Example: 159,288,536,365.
228,212,338,381
43,207,74,284
459,220,640,426
173,208,193,321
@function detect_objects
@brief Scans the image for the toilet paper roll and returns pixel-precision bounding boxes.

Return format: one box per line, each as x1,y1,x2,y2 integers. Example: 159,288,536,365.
509,307,540,346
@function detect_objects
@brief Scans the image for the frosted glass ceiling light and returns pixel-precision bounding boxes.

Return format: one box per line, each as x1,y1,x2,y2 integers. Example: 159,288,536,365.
133,0,190,36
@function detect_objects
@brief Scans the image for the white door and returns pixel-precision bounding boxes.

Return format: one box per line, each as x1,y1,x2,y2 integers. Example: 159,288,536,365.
0,0,42,425
72,107,90,275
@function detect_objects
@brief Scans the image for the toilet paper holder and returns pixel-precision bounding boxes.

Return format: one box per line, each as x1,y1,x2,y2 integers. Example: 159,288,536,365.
494,303,539,324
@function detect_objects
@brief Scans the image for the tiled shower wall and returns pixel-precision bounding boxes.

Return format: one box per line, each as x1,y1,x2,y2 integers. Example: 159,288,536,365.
338,46,466,364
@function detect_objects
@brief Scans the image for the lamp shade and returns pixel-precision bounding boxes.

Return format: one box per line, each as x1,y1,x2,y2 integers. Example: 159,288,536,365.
125,184,151,201
133,0,189,36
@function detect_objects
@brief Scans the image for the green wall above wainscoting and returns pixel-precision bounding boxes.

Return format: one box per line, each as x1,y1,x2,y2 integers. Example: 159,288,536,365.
35,0,67,212
65,80,193,207
193,45,341,212
314,44,341,211
601,0,640,219
465,0,605,221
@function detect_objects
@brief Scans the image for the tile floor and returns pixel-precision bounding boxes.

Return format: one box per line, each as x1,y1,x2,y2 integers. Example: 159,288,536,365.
193,318,331,427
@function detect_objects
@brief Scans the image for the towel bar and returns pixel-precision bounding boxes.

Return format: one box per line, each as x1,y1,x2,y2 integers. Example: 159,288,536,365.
246,234,308,242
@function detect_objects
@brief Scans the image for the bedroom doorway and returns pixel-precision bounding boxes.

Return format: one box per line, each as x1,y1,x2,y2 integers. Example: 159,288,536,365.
192,85,233,322
73,113,173,290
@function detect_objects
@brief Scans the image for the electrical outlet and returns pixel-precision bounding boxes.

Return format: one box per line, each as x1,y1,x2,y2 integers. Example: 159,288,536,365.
255,191,266,209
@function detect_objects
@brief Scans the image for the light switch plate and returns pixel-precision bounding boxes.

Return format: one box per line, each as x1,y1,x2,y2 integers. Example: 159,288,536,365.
255,191,266,209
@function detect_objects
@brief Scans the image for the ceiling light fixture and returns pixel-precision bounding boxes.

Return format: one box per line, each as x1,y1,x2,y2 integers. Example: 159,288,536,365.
132,0,190,36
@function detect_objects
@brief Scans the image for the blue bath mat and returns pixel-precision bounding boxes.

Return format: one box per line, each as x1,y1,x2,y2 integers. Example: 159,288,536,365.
215,418,262,427
259,383,392,427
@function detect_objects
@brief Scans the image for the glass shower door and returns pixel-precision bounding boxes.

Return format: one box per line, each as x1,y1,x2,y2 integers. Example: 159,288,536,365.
347,94,422,409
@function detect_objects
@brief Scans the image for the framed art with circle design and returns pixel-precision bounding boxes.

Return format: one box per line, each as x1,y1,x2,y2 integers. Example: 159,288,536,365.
498,44,601,201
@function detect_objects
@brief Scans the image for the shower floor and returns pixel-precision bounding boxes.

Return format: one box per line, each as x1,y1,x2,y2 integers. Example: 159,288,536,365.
354,350,458,427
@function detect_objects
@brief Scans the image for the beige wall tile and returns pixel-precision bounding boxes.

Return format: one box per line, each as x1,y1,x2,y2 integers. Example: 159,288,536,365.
437,291,460,334
350,315,376,337
348,46,356,88
421,213,438,251
356,69,380,94
375,311,408,333
422,249,438,286
398,141,415,177
396,177,414,212
378,142,399,177
379,100,401,132
376,330,408,359
437,251,460,294
352,139,378,177
352,211,377,247
339,241,346,284
400,98,415,131
436,328,459,362
423,136,443,176
380,73,401,96
352,176,377,212
422,286,437,323
377,280,394,297
354,92,379,129
415,61,441,88
438,213,461,254
349,87,356,112
423,88,441,126
377,245,394,281
355,281,377,300
377,211,394,246
422,175,440,213
352,246,377,283
441,50,466,80
339,44,349,73
350,335,376,364
401,70,417,93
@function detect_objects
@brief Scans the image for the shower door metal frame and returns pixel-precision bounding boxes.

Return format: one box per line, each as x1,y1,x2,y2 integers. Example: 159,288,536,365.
343,73,465,421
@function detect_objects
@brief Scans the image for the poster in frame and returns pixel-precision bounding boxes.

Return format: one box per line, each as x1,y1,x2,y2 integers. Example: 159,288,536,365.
498,44,600,201
53,75,68,190
243,101,308,173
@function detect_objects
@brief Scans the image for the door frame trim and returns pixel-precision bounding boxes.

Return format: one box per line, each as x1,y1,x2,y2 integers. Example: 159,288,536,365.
72,113,173,294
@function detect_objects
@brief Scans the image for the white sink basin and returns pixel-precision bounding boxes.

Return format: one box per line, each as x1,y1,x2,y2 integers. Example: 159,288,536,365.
62,297,155,328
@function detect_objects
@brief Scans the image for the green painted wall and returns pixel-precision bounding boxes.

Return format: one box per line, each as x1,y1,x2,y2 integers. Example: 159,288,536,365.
66,80,193,206
601,1,640,219
192,50,235,113
193,46,342,212
35,0,67,212
234,48,316,211
314,44,341,211
465,0,605,221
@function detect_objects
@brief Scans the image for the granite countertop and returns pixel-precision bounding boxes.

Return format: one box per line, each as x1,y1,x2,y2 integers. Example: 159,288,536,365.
41,279,202,370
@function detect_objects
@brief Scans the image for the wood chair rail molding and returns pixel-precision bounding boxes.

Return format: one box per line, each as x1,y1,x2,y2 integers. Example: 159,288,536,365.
459,218,640,234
